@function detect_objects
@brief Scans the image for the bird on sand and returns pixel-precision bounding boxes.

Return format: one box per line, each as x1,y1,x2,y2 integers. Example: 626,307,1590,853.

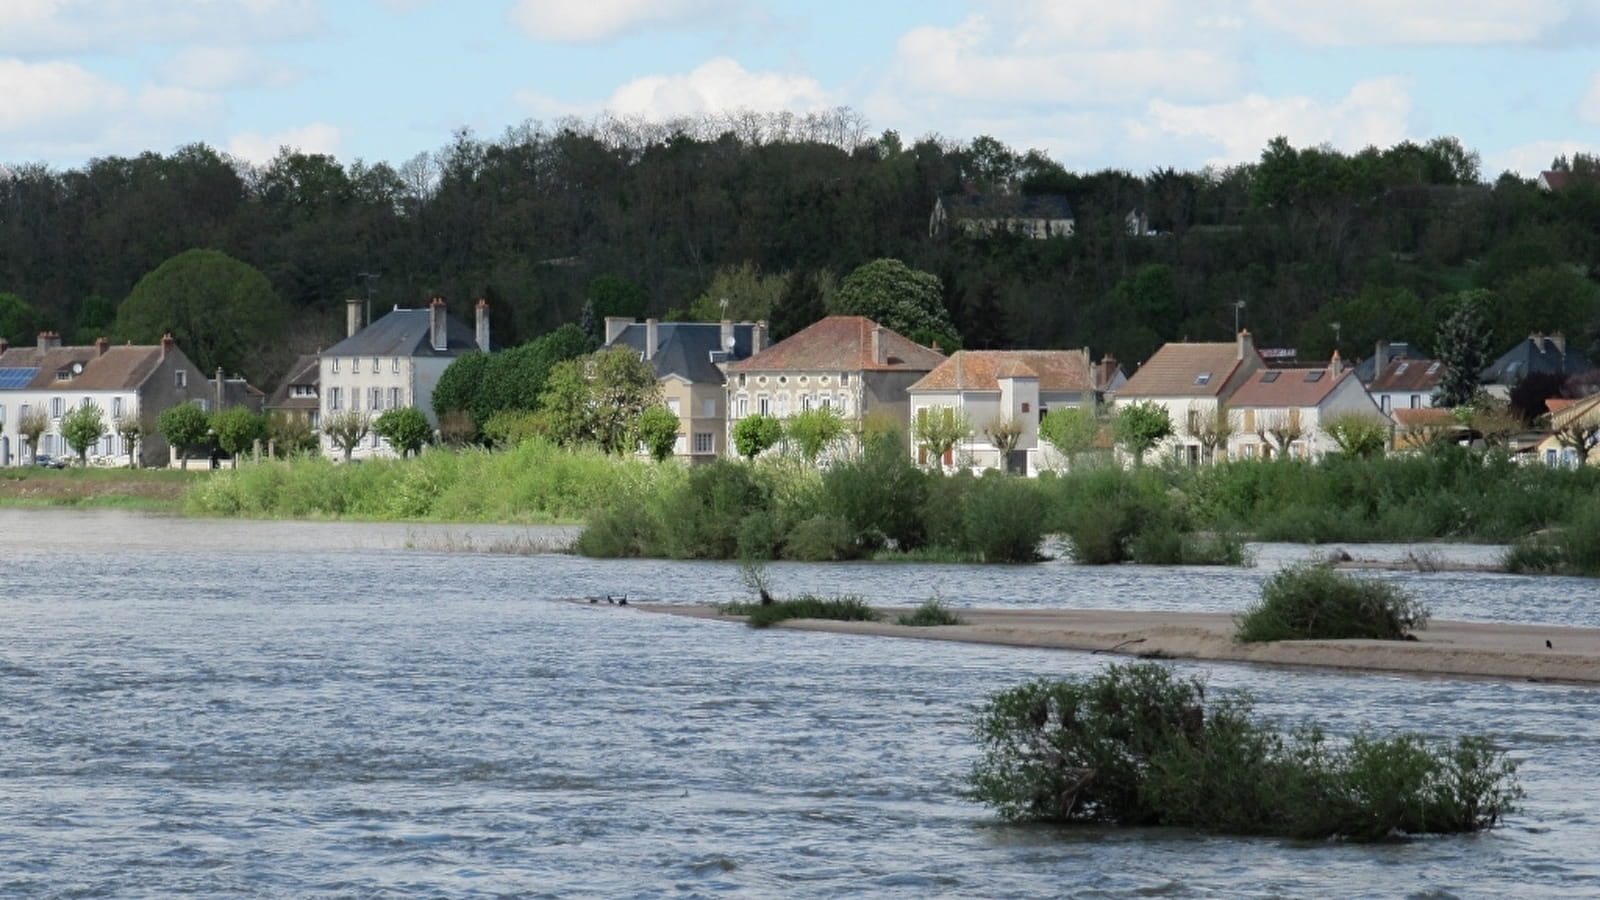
1546,639,1554,649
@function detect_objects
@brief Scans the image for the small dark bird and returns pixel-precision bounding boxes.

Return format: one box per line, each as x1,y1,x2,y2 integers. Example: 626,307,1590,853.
1546,639,1554,649
618,596,628,606
759,587,775,606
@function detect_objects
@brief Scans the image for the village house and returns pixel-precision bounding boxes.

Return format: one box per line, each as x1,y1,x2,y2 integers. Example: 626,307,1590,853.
0,331,211,467
264,353,321,431
603,316,769,462
1480,332,1594,401
724,316,945,457
1227,355,1389,460
1534,394,1600,467
1367,349,1445,417
1114,331,1265,465
929,191,1075,239
906,349,1122,474
318,297,489,461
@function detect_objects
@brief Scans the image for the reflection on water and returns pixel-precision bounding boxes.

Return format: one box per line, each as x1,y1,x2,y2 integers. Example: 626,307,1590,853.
1,509,1596,898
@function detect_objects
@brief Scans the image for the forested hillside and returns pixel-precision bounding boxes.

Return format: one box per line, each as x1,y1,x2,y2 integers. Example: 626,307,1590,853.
3,109,1599,386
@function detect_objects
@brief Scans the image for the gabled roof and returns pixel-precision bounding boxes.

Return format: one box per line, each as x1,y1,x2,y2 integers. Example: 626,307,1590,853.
324,307,479,358
1355,341,1430,383
1118,341,1254,398
909,349,1094,394
727,316,944,374
1550,393,1600,429
265,353,320,410
1480,334,1594,385
1369,357,1445,394
0,343,170,392
1229,365,1352,408
608,322,760,385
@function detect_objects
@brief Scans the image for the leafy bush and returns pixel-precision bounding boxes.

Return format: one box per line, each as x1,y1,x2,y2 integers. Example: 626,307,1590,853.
783,513,860,561
961,475,1047,562
1504,496,1600,576
717,594,879,628
1131,528,1252,566
967,663,1522,840
1236,564,1429,642
897,596,964,626
820,430,928,551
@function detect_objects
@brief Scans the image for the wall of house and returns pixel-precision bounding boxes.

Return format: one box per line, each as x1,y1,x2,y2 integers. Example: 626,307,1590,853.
725,368,864,457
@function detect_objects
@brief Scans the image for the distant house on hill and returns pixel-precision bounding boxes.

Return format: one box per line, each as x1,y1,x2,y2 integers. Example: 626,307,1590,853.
1479,332,1594,400
929,190,1075,239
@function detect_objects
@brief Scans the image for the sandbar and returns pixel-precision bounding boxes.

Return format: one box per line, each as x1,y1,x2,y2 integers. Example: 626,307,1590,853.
636,605,1600,685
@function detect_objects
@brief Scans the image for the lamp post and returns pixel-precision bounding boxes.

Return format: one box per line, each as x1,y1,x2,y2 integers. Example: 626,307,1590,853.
1233,300,1246,333
358,271,379,328
1331,320,1342,353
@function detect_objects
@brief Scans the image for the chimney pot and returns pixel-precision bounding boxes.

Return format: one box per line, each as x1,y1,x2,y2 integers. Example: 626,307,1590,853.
475,299,491,352
752,320,767,353
1237,328,1255,362
430,297,447,351
346,298,362,338
160,333,175,357
95,337,108,356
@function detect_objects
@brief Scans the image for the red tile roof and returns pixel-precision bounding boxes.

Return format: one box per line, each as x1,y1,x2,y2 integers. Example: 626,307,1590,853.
1394,407,1455,428
1118,341,1253,398
1368,357,1444,393
727,316,945,373
909,349,1094,393
1229,366,1352,408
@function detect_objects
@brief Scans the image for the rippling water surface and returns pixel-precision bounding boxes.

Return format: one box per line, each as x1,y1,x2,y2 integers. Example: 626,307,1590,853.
2,510,1597,898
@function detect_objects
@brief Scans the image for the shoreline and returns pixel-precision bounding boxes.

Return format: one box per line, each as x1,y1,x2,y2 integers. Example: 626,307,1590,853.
636,605,1600,685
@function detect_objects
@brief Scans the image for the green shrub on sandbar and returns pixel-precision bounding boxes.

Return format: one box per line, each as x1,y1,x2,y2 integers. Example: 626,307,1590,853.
716,594,879,628
1236,563,1429,642
897,597,965,626
1503,496,1600,577
967,663,1522,841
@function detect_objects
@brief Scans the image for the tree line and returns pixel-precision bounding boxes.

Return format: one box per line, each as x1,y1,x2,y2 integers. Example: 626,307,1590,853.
4,110,1599,389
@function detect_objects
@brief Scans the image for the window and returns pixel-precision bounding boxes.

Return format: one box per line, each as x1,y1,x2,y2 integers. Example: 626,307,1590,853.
369,387,382,411
370,432,380,448
175,369,187,388
51,397,63,418
1426,362,1441,375
327,387,341,411
800,394,813,412
666,397,681,415
776,394,789,416
1381,395,1391,414
1021,402,1030,413
840,373,850,385
694,432,714,454
372,357,380,372
197,399,209,412
1395,362,1409,375
352,358,360,374
1410,395,1421,409
1194,372,1211,386
112,397,123,418
738,374,746,387
820,395,832,410
702,397,715,418
331,359,340,374
392,358,400,373
80,396,91,409
757,394,769,415
388,387,402,409
1260,371,1279,383
736,396,748,417
1187,409,1201,434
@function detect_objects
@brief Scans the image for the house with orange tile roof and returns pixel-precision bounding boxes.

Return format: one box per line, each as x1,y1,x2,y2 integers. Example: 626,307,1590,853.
1533,393,1600,467
906,348,1121,474
1226,356,1388,460
724,316,945,457
1114,331,1264,465
0,331,213,467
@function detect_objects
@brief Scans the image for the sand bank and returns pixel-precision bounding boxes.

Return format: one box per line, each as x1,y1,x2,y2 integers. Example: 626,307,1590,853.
637,605,1600,685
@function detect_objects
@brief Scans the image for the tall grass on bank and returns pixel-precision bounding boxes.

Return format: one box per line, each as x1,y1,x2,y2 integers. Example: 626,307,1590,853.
1236,563,1429,642
1504,496,1600,577
715,594,879,628
185,439,675,522
968,663,1522,840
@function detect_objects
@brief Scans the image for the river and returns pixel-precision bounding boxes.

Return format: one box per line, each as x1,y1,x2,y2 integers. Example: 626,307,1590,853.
2,509,1596,898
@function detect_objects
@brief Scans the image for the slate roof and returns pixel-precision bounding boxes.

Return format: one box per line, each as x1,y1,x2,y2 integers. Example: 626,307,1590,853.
265,353,320,411
608,322,761,384
1480,334,1594,385
323,306,479,358
0,343,169,391
908,349,1095,394
1118,341,1255,398
1229,366,1351,408
1369,357,1445,394
727,316,945,373
1354,341,1430,383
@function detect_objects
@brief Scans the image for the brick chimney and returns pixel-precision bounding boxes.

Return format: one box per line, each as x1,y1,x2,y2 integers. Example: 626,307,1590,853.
1098,353,1119,391
645,318,658,361
1237,329,1255,361
95,337,108,356
38,331,62,350
1,337,10,356
475,299,491,351
871,324,887,365
347,298,362,338
430,297,447,351
752,320,767,353
160,333,176,357
1328,349,1344,377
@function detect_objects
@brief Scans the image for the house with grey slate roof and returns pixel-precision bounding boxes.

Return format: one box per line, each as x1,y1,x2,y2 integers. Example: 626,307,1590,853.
318,297,490,460
603,316,769,462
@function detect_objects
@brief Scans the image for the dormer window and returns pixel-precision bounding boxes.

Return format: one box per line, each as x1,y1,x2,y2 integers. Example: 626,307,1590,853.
1260,371,1279,383
1194,373,1211,386
1396,362,1409,374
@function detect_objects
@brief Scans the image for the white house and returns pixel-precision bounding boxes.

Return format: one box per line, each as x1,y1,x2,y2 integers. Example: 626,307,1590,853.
1114,331,1264,465
1227,356,1389,460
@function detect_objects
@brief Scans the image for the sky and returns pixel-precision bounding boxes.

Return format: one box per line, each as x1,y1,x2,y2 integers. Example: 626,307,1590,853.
5,0,1600,179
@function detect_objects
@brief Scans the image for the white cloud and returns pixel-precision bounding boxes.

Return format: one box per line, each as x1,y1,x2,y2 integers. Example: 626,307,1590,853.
0,0,321,55
1580,71,1600,125
1249,0,1574,45
1143,77,1414,165
605,57,831,119
155,47,303,91
1487,139,1600,178
0,58,126,134
508,0,735,43
226,123,344,166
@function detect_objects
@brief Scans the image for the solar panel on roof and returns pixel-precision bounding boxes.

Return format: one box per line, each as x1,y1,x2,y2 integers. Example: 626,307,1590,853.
0,367,39,389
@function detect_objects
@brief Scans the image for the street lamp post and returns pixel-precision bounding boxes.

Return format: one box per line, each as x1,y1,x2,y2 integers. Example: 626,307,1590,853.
358,272,379,328
1233,300,1246,333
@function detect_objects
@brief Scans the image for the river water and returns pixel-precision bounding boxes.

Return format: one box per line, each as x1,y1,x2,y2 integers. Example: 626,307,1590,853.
2,509,1596,898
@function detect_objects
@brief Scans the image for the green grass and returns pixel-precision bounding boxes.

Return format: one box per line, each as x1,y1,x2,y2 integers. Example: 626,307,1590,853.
897,597,966,626
716,594,880,628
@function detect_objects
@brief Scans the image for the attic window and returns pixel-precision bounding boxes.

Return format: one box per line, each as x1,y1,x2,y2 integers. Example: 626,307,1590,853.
1426,362,1441,375
1395,362,1409,374
1194,373,1211,386
1304,371,1324,382
1260,371,1279,383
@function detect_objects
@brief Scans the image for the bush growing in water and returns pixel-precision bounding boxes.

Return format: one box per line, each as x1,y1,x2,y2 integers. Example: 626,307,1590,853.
1236,564,1429,642
967,663,1522,840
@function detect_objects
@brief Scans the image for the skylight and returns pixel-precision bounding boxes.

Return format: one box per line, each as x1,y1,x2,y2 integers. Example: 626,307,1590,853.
1395,362,1409,374
1426,362,1441,374
1304,371,1324,382
1260,371,1279,383
1194,372,1211,385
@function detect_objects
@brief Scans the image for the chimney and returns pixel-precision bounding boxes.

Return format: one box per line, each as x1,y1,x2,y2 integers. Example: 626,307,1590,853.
1551,332,1566,355
1237,329,1254,361
871,324,887,366
95,337,108,356
752,320,767,352
38,331,62,350
216,367,225,411
475,299,491,351
1374,340,1390,375
430,297,447,351
720,319,735,356
604,316,632,345
161,333,175,357
1,337,10,356
645,318,658,361
346,298,362,338
1328,349,1344,377
1099,353,1118,391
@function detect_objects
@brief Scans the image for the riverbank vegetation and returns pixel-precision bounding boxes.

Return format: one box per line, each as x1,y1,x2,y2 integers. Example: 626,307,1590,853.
715,595,879,629
1503,498,1600,577
0,466,197,510
1236,564,1430,642
968,663,1523,841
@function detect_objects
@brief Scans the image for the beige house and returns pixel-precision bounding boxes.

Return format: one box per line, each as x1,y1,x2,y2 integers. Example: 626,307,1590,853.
1114,331,1265,465
0,331,211,467
906,349,1120,474
1535,394,1600,467
603,317,769,462
1227,356,1388,460
929,191,1075,239
724,316,945,457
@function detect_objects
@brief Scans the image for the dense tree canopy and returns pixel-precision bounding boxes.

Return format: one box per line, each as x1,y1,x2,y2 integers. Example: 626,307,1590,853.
114,249,289,382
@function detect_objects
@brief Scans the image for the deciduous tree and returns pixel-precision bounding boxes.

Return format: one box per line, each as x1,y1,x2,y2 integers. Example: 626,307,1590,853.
60,403,106,465
785,406,847,463
912,406,971,468
114,249,289,383
157,402,210,469
373,406,433,458
211,405,267,467
638,405,681,462
1113,401,1172,465
733,413,782,459
322,410,371,462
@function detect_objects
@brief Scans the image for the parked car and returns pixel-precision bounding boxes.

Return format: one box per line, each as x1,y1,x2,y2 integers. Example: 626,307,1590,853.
33,455,67,469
